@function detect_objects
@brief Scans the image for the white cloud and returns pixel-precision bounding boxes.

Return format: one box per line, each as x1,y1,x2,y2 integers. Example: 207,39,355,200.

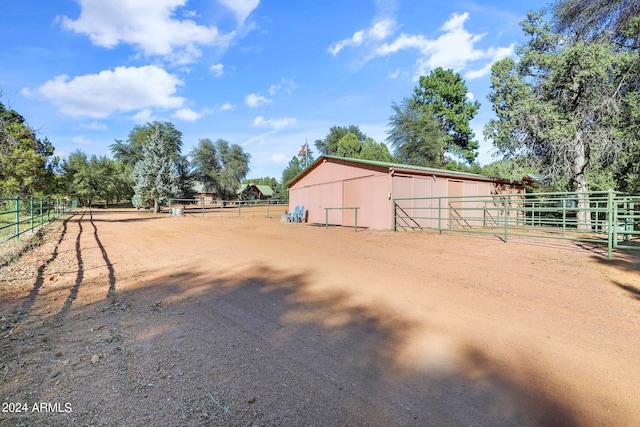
465,44,514,79
268,78,298,96
252,116,296,129
376,13,489,75
220,102,235,111
245,93,272,107
82,122,108,131
218,0,260,25
466,92,475,101
172,108,202,121
59,0,235,64
72,135,92,145
336,12,514,80
25,65,185,118
132,109,155,123
329,18,396,56
210,63,224,77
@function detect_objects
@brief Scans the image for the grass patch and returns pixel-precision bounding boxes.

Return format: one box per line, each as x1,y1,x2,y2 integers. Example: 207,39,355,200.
0,220,61,268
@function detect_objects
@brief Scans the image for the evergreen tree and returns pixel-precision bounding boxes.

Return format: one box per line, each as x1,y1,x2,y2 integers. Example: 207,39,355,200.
131,127,181,213
0,100,55,196
314,125,367,155
485,11,637,226
336,133,362,158
387,98,442,167
412,68,480,165
360,137,393,162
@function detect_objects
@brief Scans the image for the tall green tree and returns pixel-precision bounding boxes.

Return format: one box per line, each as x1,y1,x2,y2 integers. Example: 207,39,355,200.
485,11,637,226
281,156,303,190
412,67,480,165
0,100,55,196
387,98,442,167
336,132,362,158
190,139,251,200
111,121,183,167
63,151,94,206
553,0,640,42
553,0,640,193
131,127,181,213
63,151,132,207
112,121,193,199
360,137,393,162
314,125,367,155
334,132,394,162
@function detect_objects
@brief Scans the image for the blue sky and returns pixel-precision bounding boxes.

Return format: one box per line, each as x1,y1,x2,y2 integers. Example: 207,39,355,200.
0,0,550,180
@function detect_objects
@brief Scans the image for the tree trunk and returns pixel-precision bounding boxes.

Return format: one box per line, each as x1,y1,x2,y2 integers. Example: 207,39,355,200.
154,198,159,214
573,136,591,230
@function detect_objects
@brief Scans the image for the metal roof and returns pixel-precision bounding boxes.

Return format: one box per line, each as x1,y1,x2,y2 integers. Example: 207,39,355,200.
253,184,274,196
287,155,516,188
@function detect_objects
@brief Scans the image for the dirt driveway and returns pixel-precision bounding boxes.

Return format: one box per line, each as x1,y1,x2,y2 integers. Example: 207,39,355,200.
1,208,639,426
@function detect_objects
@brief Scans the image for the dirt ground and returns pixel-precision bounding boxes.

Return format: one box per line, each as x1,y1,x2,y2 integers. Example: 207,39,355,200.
1,208,639,426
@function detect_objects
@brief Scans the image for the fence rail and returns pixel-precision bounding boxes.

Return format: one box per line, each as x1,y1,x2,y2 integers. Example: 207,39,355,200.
324,207,360,232
166,198,289,218
0,197,76,243
394,190,640,259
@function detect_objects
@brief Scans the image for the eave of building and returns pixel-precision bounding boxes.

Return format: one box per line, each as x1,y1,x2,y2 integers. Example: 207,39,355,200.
286,155,519,188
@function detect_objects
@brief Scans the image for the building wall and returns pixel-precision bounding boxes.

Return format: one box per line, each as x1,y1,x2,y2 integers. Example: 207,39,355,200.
289,160,391,227
289,159,523,230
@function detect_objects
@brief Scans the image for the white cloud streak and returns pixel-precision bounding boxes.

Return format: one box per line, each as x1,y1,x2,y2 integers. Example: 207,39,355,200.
24,65,185,118
172,108,202,121
72,135,92,145
332,12,514,80
245,93,272,107
252,116,296,129
209,63,224,77
217,0,260,25
60,0,235,64
329,18,396,56
132,109,156,124
268,78,298,96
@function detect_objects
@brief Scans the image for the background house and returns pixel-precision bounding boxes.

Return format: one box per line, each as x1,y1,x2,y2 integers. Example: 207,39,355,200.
238,184,274,201
193,182,215,203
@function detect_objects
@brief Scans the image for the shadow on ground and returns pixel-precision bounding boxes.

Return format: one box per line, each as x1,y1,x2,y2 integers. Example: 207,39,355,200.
6,262,586,426
590,250,640,302
1,211,604,426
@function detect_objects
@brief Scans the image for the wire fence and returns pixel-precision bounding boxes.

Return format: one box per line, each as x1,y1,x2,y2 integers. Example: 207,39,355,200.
394,190,640,259
166,198,289,219
0,197,77,243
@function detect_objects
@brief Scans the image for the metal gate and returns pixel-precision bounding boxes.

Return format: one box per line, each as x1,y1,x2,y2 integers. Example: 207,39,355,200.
393,190,640,259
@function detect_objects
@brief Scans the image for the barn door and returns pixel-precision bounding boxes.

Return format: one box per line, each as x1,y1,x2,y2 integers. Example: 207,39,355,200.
342,178,361,227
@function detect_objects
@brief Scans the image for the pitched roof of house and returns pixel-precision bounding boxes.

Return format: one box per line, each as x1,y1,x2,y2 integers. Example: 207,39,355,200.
253,184,273,196
237,183,274,196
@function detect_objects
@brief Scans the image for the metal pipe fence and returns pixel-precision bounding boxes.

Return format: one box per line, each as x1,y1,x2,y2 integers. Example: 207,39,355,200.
0,197,77,243
394,190,640,259
166,198,289,219
324,207,360,232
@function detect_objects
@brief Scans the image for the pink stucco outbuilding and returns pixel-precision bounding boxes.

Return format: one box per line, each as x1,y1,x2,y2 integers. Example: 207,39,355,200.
287,156,524,230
